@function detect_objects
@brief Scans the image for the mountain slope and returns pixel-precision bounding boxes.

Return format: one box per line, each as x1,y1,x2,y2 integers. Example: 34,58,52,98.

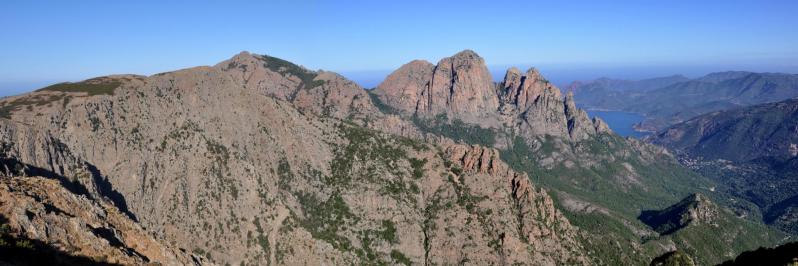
649,98,798,234
568,75,689,111
651,98,798,162
640,194,783,265
373,50,784,265
0,175,206,265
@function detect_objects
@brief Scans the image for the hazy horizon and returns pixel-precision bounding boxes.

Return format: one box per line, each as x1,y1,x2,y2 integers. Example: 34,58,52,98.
2,2,798,264
2,1,797,95
4,58,795,97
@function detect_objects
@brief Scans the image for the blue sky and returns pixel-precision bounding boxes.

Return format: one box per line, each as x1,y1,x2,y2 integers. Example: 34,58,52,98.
1,0,797,95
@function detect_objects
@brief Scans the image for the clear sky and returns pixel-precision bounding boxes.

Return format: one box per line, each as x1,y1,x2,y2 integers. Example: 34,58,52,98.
1,0,797,95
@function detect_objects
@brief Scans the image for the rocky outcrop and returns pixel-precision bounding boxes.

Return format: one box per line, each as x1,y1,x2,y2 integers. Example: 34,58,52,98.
637,193,784,265
374,50,498,120
423,50,499,115
375,50,609,141
371,60,435,114
216,51,378,120
0,175,207,265
498,67,555,113
593,116,612,134
0,120,121,212
440,144,588,265
639,193,719,235
564,91,598,140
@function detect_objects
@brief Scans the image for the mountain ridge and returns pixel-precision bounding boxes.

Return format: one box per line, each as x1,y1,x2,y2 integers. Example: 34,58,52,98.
570,71,798,131
0,50,787,265
0,50,593,265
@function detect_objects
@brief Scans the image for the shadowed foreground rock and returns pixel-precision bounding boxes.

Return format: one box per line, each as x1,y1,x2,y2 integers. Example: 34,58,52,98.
0,176,209,265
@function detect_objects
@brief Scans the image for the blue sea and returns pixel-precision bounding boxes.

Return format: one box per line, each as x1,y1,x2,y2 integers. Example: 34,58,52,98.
587,110,648,138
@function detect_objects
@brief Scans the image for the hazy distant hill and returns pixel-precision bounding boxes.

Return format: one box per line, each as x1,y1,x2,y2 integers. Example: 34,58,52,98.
570,75,689,92
570,71,798,131
651,98,798,162
568,75,689,110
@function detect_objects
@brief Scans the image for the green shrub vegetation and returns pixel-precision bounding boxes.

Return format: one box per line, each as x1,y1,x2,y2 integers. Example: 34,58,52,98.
366,90,401,115
330,123,424,204
390,249,412,265
37,79,121,96
294,192,357,251
413,113,497,147
259,54,324,90
497,133,783,264
0,94,72,118
252,217,271,257
409,158,427,179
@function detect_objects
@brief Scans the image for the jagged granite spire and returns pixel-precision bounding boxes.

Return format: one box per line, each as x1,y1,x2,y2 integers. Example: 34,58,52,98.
375,49,611,140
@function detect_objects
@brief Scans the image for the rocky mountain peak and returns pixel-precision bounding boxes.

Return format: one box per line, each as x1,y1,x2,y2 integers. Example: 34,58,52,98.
593,116,612,133
525,67,541,77
422,49,498,115
497,66,555,112
231,50,257,62
441,143,588,264
450,49,482,60
503,67,522,85
674,193,718,225
216,51,265,73
372,60,436,114
373,50,498,118
564,91,577,108
373,50,610,140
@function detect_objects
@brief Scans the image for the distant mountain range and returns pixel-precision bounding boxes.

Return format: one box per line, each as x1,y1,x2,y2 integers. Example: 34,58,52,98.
569,71,798,131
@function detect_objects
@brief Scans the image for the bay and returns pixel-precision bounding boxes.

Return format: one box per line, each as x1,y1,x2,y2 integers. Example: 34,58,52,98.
587,110,648,138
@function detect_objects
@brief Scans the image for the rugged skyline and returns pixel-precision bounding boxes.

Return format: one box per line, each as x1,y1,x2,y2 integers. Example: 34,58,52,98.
0,49,791,265
1,1,797,265
2,1,798,96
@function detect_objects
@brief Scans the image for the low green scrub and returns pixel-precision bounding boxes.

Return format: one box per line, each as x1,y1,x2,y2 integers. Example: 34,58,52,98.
37,79,121,96
366,90,401,115
295,192,357,251
0,94,71,118
500,134,709,218
498,133,780,264
259,54,324,90
390,249,412,265
413,113,497,147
